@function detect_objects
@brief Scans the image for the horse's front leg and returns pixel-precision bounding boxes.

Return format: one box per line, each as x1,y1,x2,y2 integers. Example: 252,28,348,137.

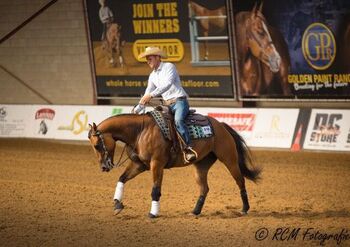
149,160,164,218
113,161,146,215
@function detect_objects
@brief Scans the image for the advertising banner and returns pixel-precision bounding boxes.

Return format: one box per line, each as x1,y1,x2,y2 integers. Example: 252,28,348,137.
0,105,32,137
27,106,58,139
196,107,258,143
249,109,299,148
52,105,133,140
303,109,350,151
84,0,235,99
232,0,350,100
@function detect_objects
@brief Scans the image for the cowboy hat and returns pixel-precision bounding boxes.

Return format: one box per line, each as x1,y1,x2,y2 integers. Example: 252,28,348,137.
138,46,168,59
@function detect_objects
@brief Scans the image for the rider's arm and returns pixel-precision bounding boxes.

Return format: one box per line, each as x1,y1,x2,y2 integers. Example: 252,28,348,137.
144,78,156,96
139,77,156,105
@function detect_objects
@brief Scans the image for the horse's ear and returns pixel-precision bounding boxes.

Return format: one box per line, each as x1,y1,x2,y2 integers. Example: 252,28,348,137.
258,1,263,13
251,2,257,17
92,122,97,131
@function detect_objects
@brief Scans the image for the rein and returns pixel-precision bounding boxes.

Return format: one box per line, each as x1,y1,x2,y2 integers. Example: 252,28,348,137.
93,113,147,169
246,16,274,60
92,130,128,169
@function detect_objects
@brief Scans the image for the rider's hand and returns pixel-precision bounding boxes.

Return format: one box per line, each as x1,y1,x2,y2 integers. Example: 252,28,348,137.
139,94,152,105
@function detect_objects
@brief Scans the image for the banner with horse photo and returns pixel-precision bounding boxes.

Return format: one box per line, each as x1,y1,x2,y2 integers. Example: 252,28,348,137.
84,0,235,99
232,0,350,100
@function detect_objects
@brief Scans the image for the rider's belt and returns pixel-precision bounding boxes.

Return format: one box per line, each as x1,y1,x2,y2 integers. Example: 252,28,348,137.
164,96,187,106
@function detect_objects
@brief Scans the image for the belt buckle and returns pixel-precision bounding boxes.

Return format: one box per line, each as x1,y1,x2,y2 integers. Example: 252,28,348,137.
166,98,175,105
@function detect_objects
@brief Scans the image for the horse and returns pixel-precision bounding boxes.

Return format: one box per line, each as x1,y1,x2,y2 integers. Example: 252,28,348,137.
88,111,261,218
235,3,291,96
189,1,227,61
102,23,125,67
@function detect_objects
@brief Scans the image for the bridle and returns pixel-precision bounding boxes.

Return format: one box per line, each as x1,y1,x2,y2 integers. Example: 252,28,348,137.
91,113,147,170
91,130,128,169
246,13,274,62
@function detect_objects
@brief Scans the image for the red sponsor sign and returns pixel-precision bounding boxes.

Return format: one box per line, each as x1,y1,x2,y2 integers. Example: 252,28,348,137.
208,113,256,131
35,108,55,120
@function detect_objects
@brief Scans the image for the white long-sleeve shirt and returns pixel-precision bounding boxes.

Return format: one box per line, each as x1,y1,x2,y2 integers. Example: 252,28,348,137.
99,6,113,23
145,62,188,101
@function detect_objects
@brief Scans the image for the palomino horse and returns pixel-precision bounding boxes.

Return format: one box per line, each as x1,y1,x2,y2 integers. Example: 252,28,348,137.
235,3,291,96
102,23,125,67
189,1,227,60
88,112,261,218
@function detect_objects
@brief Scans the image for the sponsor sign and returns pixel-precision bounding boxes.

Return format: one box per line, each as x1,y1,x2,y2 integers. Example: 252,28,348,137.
133,39,184,62
304,109,350,151
233,0,350,100
53,105,133,140
1,104,348,152
27,106,57,139
250,109,299,148
84,0,234,99
196,107,258,143
0,105,32,137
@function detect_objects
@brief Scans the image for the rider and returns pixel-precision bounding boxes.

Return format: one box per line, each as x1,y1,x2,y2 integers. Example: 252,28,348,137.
98,0,114,41
136,46,197,163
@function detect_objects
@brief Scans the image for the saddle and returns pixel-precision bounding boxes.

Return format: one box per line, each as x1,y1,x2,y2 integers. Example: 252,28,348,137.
149,106,214,166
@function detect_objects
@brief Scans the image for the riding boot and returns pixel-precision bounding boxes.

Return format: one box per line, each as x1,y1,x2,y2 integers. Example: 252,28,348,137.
183,146,197,163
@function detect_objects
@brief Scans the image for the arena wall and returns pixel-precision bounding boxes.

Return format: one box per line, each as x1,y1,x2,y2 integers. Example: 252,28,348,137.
1,104,349,152
0,0,94,105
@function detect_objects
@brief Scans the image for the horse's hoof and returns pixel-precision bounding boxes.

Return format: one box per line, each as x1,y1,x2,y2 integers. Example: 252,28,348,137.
114,201,124,215
114,208,123,215
240,211,248,216
189,212,201,218
148,213,158,219
191,210,201,216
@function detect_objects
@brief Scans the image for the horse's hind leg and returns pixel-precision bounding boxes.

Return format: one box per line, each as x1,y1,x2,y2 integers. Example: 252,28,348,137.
215,147,250,214
192,153,216,215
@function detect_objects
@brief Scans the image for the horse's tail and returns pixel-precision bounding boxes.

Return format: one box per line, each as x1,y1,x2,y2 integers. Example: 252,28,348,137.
222,122,261,182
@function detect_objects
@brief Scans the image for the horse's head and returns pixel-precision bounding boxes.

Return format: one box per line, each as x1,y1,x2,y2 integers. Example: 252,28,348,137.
88,123,116,172
246,2,281,72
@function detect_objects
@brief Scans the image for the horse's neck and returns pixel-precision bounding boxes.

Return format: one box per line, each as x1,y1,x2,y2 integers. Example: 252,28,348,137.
189,1,201,13
190,1,225,15
99,115,144,145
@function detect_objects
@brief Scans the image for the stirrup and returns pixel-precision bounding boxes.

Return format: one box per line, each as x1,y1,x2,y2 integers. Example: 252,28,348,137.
183,147,198,163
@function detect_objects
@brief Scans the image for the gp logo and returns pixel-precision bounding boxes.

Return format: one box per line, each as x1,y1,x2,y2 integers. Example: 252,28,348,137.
302,23,336,70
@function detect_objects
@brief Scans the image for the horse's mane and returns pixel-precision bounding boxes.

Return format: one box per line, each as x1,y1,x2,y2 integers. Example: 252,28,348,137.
97,113,154,132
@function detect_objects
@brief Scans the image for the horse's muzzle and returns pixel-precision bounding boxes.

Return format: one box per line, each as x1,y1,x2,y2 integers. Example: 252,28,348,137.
268,53,281,73
101,157,114,172
101,166,110,172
